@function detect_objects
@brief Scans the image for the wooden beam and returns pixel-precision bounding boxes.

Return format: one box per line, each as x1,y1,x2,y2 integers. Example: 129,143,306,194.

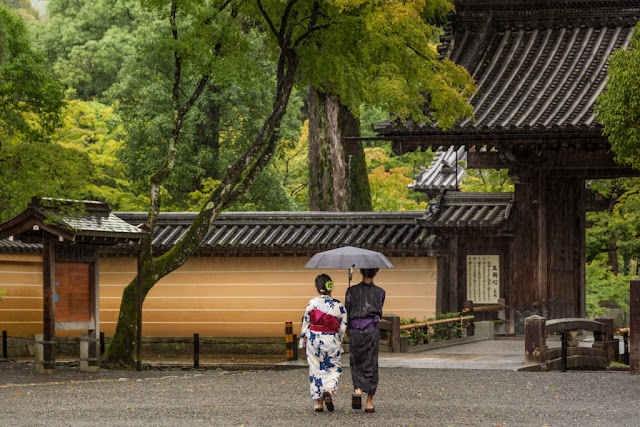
468,150,639,173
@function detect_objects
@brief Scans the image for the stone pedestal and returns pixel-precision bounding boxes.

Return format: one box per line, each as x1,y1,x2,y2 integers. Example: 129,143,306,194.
35,334,55,375
475,321,495,340
524,315,546,364
80,332,99,373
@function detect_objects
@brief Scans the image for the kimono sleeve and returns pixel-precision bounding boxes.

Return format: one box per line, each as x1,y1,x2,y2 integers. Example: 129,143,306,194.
299,298,313,347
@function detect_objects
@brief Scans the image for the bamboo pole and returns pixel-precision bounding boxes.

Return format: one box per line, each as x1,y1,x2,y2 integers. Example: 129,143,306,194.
400,315,474,331
462,304,505,313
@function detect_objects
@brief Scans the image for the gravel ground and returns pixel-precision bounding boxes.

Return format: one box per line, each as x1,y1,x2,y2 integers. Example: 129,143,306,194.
0,361,639,426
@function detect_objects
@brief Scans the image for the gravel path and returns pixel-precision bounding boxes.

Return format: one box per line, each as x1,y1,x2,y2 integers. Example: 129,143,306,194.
1,361,638,426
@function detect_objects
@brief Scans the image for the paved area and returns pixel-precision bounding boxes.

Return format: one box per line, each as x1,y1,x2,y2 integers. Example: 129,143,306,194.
1,359,639,426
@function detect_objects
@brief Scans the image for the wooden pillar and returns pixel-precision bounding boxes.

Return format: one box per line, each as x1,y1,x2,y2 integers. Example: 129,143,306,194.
630,279,640,374
39,234,56,374
510,169,542,320
87,254,100,371
136,250,143,371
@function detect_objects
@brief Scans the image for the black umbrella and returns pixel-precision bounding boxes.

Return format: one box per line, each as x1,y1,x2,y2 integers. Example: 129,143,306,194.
305,246,394,285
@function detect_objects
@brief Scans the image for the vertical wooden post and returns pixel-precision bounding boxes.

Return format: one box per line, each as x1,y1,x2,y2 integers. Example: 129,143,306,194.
561,331,568,372
194,333,200,369
88,253,100,371
389,314,401,353
136,250,143,371
2,330,7,359
40,234,56,375
524,315,546,364
630,279,640,374
285,322,293,361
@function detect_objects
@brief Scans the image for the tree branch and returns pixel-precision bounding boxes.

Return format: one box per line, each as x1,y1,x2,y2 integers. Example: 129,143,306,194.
257,0,281,47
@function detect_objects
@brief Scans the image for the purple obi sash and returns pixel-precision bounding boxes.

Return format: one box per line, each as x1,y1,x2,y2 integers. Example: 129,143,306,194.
351,316,380,330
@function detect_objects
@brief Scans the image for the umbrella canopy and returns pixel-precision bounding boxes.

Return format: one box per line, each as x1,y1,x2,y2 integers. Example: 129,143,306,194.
304,246,394,269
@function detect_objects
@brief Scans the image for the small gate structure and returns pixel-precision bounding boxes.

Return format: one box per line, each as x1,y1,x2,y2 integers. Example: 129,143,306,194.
0,197,147,374
525,315,616,371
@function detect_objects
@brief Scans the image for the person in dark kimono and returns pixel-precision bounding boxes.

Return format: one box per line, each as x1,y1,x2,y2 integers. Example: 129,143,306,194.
345,268,385,413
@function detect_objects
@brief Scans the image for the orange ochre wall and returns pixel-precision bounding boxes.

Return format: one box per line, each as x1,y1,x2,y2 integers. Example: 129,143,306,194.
0,254,436,337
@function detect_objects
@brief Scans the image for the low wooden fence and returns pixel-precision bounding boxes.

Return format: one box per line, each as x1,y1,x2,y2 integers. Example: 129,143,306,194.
525,316,616,371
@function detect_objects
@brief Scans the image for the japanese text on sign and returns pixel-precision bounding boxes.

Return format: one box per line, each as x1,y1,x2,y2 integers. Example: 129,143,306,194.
466,255,500,304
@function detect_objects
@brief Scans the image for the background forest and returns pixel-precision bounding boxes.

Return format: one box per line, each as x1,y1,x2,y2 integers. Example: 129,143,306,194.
1,0,638,339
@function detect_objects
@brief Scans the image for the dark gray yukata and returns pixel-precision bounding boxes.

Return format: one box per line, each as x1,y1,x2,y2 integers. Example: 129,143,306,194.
345,281,385,395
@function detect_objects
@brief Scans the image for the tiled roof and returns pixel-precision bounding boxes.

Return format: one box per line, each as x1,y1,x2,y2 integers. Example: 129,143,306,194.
410,147,467,194
0,198,148,249
114,211,433,255
374,0,639,142
418,191,514,231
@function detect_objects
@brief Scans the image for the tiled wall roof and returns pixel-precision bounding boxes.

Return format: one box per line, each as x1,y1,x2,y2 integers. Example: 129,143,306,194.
0,212,434,256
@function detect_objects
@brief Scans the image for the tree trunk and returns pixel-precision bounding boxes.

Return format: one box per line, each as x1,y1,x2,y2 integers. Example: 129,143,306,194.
104,46,300,365
308,86,372,211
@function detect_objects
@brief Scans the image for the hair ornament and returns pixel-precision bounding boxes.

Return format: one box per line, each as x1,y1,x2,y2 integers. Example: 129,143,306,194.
325,281,334,291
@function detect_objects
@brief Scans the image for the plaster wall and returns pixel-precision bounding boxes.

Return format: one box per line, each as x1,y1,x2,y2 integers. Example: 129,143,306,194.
0,254,436,337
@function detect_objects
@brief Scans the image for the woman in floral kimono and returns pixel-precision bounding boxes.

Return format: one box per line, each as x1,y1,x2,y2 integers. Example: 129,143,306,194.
299,274,347,412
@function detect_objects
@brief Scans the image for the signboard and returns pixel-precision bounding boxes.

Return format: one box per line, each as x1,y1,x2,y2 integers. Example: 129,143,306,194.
466,255,500,304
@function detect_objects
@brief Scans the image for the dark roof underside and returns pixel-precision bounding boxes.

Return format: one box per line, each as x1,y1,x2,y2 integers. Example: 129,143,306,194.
375,0,639,143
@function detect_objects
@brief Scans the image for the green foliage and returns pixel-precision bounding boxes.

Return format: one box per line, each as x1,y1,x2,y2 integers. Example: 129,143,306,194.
1,0,40,20
0,5,64,142
401,312,463,346
293,0,475,127
459,161,513,193
31,0,141,100
0,287,5,302
596,23,640,169
53,100,149,211
586,178,640,273
366,145,432,210
585,261,636,318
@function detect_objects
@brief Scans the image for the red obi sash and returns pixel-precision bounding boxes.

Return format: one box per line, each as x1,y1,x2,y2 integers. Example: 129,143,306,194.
309,309,340,333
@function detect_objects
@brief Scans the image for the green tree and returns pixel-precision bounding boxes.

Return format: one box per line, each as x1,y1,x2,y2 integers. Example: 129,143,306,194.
31,0,141,100
306,0,474,211
0,5,64,143
585,261,636,318
459,162,514,193
103,0,474,364
1,0,40,21
596,22,640,169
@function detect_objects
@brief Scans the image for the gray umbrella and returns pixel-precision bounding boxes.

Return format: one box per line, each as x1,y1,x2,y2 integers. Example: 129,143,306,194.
305,246,394,285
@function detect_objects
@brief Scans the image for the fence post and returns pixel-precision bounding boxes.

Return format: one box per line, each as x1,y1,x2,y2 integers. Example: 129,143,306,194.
285,322,294,361
2,331,7,360
194,333,200,369
525,315,546,364
293,334,298,361
630,279,640,374
463,301,475,336
624,331,630,365
561,331,568,372
100,332,105,356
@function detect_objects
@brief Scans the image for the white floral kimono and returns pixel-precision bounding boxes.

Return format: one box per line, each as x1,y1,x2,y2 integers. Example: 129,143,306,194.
299,295,348,400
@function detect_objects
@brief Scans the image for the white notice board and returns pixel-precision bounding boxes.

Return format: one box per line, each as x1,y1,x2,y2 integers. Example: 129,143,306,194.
466,255,500,304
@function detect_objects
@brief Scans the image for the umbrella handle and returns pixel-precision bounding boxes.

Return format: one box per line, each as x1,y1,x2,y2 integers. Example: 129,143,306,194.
349,266,353,287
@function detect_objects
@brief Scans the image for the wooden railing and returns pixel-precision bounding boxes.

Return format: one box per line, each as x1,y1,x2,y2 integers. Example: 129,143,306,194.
525,316,616,371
